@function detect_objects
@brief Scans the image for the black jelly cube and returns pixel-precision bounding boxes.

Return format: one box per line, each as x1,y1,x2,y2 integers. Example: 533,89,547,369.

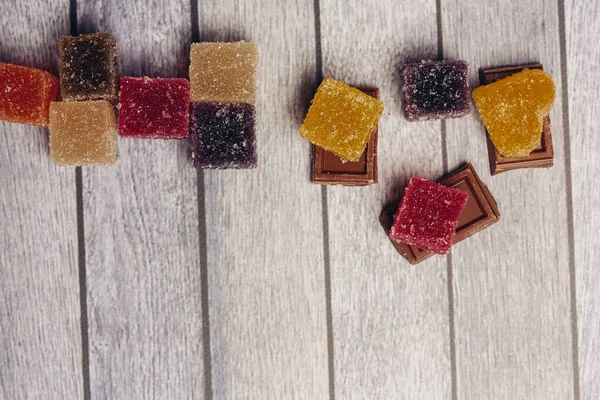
402,60,470,121
190,102,257,169
59,32,119,102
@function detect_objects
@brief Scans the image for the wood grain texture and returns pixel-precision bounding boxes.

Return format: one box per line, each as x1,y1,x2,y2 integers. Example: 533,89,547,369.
442,1,574,399
198,0,329,398
0,1,83,400
319,1,452,398
566,1,600,399
78,1,205,398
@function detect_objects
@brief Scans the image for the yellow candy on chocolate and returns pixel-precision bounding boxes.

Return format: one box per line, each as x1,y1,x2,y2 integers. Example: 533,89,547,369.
300,78,384,162
472,69,555,158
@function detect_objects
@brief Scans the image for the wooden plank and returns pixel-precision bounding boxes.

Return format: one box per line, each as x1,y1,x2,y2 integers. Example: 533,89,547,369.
197,1,330,398
77,1,205,398
0,1,84,400
442,2,574,399
319,1,452,398
566,1,600,398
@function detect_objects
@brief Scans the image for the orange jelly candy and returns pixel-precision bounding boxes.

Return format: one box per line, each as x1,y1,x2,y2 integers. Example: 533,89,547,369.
0,62,58,127
472,69,555,158
300,78,384,162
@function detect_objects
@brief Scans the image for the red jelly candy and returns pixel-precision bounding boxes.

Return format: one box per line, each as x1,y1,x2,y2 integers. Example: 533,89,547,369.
117,77,190,139
390,177,468,255
0,62,59,127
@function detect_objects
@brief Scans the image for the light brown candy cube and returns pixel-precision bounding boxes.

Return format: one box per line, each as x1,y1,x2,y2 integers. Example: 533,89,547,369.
49,100,117,166
189,41,258,104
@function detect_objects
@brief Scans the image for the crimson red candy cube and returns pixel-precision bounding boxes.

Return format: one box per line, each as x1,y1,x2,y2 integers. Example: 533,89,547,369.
389,177,468,255
118,76,190,139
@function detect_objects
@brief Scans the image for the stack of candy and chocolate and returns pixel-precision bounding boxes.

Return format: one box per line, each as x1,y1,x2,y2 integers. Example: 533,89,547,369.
300,78,384,185
0,32,559,264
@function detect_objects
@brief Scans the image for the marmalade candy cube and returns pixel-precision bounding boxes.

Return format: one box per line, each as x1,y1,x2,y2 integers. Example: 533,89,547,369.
0,62,58,127
190,102,257,169
189,42,258,104
299,78,384,162
472,69,555,158
389,177,468,255
118,77,190,139
49,100,117,166
59,32,119,102
402,60,470,121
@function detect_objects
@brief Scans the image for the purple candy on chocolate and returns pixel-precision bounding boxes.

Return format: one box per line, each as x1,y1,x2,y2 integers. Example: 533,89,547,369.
402,60,470,121
190,102,257,169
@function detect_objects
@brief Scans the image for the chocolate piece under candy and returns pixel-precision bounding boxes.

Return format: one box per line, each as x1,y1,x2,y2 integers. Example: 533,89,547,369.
189,102,257,169
402,60,470,121
380,163,500,264
59,32,119,102
480,64,554,175
311,87,379,185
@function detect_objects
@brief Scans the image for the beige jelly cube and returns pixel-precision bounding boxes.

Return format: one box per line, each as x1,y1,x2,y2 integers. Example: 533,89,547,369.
49,100,117,166
189,41,258,104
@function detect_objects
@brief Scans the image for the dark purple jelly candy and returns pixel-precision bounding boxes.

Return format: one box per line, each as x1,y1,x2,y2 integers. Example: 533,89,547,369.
59,32,119,102
190,102,257,169
402,60,470,121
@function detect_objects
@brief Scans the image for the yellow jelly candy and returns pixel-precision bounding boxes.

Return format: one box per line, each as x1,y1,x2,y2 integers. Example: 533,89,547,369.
300,78,384,162
472,69,555,158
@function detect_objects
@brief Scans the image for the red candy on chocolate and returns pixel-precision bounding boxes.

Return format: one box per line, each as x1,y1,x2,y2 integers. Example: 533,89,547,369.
118,76,190,139
390,177,468,255
0,62,59,127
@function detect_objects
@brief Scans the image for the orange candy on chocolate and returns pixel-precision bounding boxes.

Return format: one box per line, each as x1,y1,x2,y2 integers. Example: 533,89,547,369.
472,69,555,158
0,62,58,127
300,78,384,162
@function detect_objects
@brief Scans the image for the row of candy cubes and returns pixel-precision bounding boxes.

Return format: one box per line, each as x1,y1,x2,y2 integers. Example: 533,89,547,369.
0,33,258,168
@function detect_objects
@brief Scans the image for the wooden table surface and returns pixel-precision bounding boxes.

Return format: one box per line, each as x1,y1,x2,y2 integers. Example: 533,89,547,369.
1,0,598,399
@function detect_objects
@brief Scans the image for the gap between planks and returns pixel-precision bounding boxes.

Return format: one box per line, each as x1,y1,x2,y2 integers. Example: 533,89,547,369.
557,0,581,398
436,0,458,396
70,0,91,397
313,0,336,399
191,0,214,398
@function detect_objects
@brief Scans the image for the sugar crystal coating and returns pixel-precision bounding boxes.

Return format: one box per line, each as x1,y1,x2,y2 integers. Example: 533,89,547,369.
472,69,555,158
190,102,257,169
118,77,190,139
402,60,470,121
0,62,58,127
390,177,468,255
59,32,119,102
299,78,384,162
189,42,258,104
49,100,117,166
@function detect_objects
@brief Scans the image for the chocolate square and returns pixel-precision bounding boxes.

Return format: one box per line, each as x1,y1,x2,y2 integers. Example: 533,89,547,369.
480,64,554,175
311,87,379,185
379,163,500,264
